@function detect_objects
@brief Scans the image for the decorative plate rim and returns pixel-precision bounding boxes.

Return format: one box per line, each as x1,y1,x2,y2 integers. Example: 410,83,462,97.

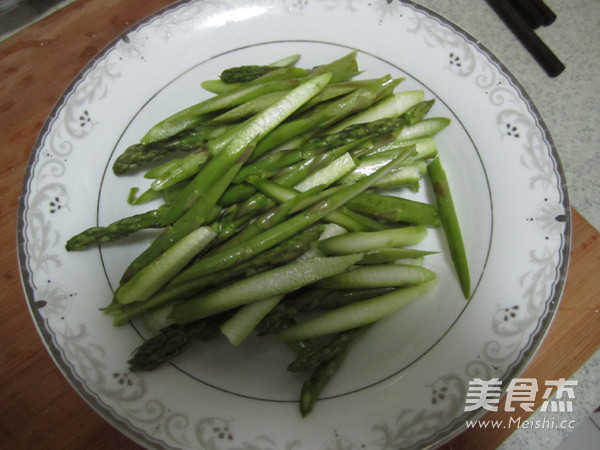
17,1,571,449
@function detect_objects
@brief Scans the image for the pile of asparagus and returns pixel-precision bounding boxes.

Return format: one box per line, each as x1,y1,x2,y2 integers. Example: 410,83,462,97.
66,52,470,416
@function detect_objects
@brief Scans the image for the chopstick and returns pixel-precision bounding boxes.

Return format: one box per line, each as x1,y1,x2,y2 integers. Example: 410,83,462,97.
484,0,565,77
509,0,547,29
528,0,557,26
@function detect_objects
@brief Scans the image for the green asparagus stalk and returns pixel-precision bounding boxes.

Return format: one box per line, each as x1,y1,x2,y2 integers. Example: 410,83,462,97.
218,141,338,208
127,187,162,205
361,136,438,161
208,207,257,245
211,78,384,124
251,76,399,158
217,184,258,206
427,157,470,299
256,287,396,335
292,153,357,191
142,52,360,143
340,160,426,189
372,164,427,190
340,146,419,184
168,148,415,286
121,162,247,281
316,226,427,255
150,150,210,191
115,226,216,305
293,78,388,114
359,248,437,265
120,74,332,281
269,54,302,68
170,254,363,324
249,154,356,198
141,121,258,191
249,176,385,232
394,117,450,141
297,100,434,159
307,51,359,78
200,79,242,94
328,207,389,232
65,209,165,251
346,191,440,227
231,146,321,185
159,73,333,225
209,185,345,253
278,279,436,342
326,90,424,133
232,140,364,219
219,65,281,83
220,294,284,346
288,326,367,372
141,67,308,143
201,54,302,93
210,91,289,123
112,125,227,175
299,347,349,417
231,128,415,220
128,315,228,371
282,185,351,213
206,52,359,96
316,264,436,289
110,225,325,325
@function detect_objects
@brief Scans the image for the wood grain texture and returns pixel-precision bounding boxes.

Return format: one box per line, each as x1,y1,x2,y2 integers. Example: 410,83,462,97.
1,1,598,449
0,2,174,449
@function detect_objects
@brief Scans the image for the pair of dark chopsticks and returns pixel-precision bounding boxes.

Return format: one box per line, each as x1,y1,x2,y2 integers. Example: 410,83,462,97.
485,0,565,77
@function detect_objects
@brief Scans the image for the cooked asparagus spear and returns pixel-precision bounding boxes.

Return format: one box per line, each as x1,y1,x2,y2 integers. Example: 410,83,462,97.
251,76,400,158
278,280,436,342
128,314,228,371
170,254,363,324
120,74,332,281
168,149,414,286
427,157,471,299
110,226,324,325
141,68,308,143
220,65,280,83
346,191,440,227
288,327,367,372
112,126,222,175
299,346,349,417
256,287,396,336
65,209,164,251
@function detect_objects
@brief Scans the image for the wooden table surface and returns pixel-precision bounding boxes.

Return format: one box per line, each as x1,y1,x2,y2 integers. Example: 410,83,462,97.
1,1,599,449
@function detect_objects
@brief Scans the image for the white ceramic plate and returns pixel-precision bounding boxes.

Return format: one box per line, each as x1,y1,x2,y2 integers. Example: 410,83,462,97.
18,1,570,449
